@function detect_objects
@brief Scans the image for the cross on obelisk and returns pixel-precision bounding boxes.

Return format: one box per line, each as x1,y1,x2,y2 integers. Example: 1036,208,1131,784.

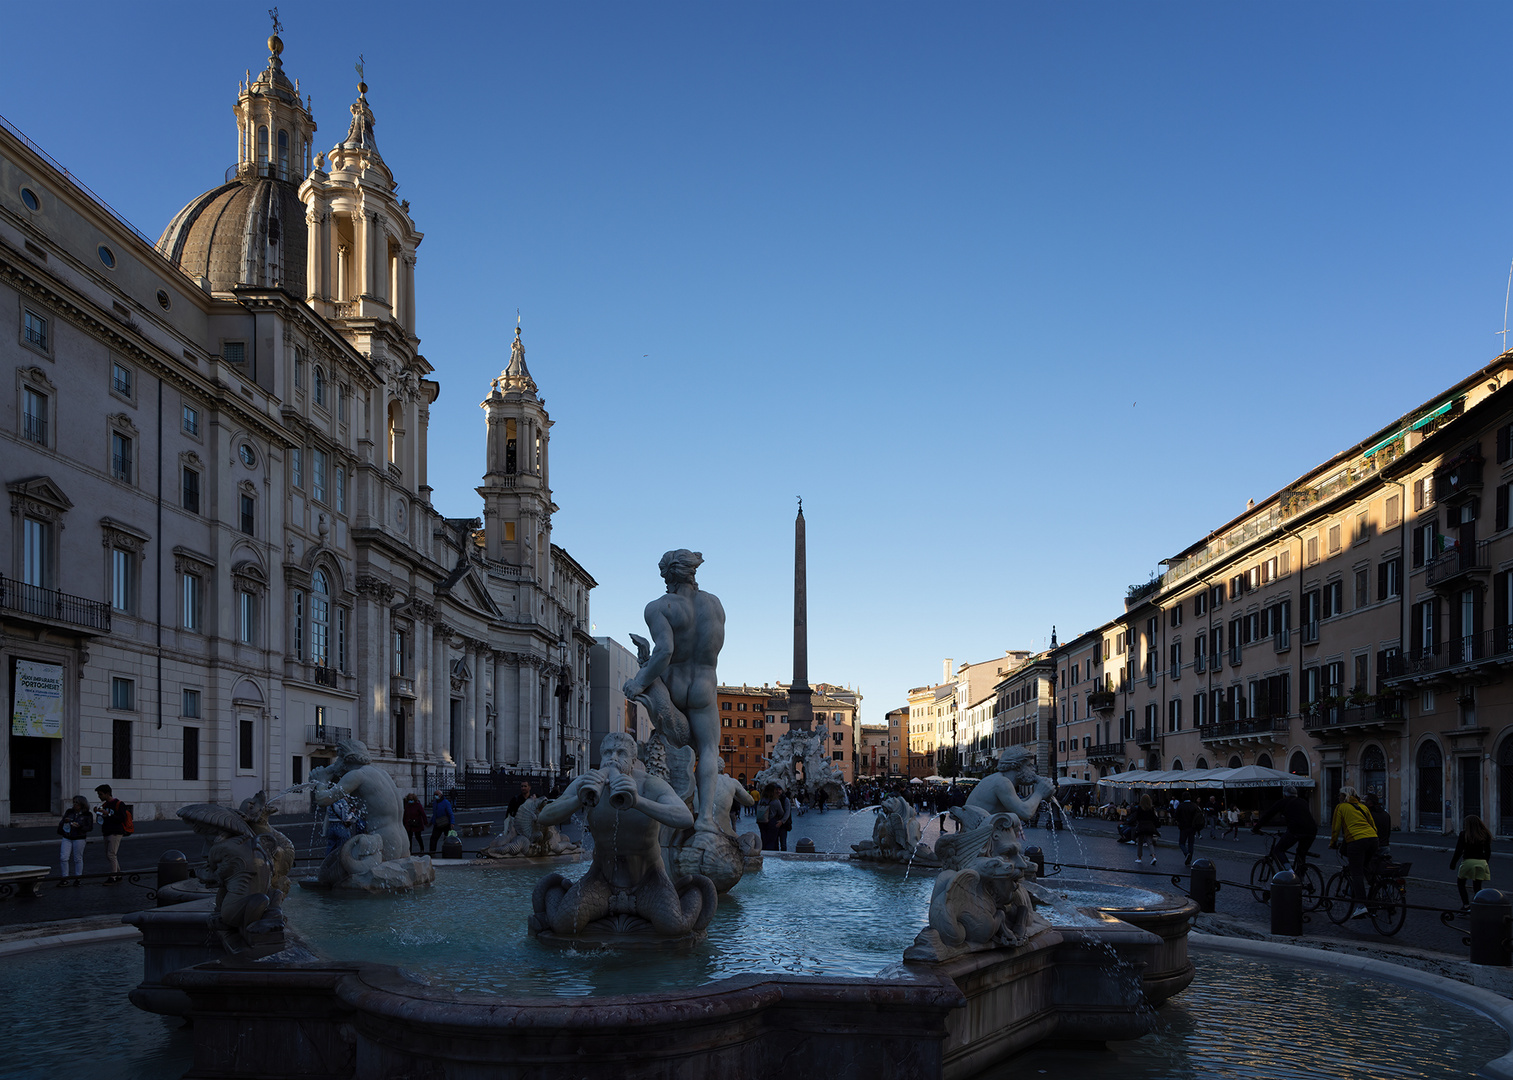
790,497,814,732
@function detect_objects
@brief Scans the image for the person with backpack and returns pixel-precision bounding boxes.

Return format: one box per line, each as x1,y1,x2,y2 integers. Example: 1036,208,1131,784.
95,784,132,883
429,790,456,853
1174,795,1204,866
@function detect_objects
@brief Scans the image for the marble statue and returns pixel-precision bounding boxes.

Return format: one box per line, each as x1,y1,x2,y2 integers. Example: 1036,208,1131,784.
308,737,435,891
753,720,846,806
851,794,935,865
479,796,583,859
952,746,1058,831
530,732,716,943
622,549,725,835
904,811,1050,963
671,757,762,892
177,794,292,953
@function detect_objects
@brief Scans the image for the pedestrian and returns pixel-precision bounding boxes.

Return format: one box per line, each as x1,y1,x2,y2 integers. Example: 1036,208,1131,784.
402,793,428,854
95,784,128,883
1205,797,1220,840
1175,795,1203,866
429,789,455,853
1364,791,1392,857
778,788,794,851
507,782,533,819
1133,793,1160,866
1328,786,1378,920
756,783,787,851
1451,814,1493,911
56,795,92,887
324,795,356,855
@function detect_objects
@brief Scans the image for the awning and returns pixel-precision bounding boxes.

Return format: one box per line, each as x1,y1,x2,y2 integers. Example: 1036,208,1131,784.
1410,399,1455,430
1363,430,1404,458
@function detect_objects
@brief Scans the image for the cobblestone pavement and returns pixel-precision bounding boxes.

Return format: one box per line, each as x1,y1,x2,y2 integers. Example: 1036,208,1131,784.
0,804,1496,961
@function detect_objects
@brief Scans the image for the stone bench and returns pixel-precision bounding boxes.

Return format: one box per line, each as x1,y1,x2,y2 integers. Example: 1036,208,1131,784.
0,865,51,899
457,822,492,838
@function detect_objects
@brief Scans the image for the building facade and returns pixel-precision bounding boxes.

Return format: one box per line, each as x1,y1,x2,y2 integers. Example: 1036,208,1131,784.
717,685,769,784
760,681,861,784
1,32,595,824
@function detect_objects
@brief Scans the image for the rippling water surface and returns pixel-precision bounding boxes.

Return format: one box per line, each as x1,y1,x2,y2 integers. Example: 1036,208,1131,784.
994,950,1506,1079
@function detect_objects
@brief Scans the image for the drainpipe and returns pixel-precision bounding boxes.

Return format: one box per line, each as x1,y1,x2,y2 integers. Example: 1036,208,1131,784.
156,376,164,730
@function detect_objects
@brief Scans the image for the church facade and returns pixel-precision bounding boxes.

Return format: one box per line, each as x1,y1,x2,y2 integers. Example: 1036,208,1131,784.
0,32,595,824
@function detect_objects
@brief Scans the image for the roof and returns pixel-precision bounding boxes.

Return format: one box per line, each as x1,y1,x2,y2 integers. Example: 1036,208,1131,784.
157,175,307,296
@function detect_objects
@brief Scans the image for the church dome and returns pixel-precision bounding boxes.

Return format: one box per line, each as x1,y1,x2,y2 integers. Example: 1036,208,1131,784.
157,172,307,296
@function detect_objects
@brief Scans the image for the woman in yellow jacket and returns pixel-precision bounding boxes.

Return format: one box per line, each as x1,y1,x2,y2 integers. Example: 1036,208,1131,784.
1329,785,1379,920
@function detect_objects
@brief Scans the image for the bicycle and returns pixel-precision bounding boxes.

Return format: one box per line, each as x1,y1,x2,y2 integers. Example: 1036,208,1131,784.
1324,851,1410,936
1248,831,1326,910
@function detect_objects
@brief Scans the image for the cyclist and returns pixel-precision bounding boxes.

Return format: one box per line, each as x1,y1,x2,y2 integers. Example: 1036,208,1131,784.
1252,785,1317,874
1328,785,1378,920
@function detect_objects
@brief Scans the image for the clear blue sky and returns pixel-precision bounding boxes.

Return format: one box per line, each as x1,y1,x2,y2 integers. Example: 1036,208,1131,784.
7,3,1513,721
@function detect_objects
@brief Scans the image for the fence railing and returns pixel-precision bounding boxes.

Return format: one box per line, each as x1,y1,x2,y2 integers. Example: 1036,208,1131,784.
0,576,111,631
1426,540,1490,587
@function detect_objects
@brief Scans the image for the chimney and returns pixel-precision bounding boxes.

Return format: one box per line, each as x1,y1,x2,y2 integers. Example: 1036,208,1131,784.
943,658,953,684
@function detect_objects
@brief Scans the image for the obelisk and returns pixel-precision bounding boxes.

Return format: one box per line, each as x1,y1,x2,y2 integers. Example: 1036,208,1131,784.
790,499,814,731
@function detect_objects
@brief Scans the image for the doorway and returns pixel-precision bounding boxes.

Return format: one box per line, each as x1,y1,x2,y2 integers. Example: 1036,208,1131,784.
1459,756,1483,826
8,736,55,813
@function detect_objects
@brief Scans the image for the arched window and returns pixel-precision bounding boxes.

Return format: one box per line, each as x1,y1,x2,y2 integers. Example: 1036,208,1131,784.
388,400,404,466
310,570,330,667
1171,758,1184,772
1417,741,1443,830
313,366,326,408
1196,757,1209,770
257,125,268,165
1256,753,1273,770
1228,755,1242,770
277,130,289,179
1499,737,1513,837
1289,750,1310,777
1361,745,1387,806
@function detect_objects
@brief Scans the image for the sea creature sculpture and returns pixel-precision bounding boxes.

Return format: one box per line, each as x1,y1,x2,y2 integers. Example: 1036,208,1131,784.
479,797,582,859
851,795,934,864
177,797,291,952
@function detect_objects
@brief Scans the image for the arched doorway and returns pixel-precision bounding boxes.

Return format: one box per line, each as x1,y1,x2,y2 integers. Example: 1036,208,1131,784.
1256,753,1273,770
1499,737,1513,836
1417,741,1444,831
1196,757,1209,770
1288,751,1310,776
1360,745,1386,806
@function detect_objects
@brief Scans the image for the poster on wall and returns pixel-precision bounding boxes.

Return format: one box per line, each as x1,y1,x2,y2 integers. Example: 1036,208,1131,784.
12,659,64,738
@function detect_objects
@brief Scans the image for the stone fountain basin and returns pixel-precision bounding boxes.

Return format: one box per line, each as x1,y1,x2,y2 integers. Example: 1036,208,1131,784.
141,858,1197,1079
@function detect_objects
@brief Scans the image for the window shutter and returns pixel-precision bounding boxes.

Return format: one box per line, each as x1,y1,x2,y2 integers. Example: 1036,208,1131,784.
1411,603,1423,654
1501,423,1511,464
1378,562,1388,602
1413,527,1425,567
1497,572,1510,631
1499,484,1509,532
1413,479,1424,511
1280,550,1291,575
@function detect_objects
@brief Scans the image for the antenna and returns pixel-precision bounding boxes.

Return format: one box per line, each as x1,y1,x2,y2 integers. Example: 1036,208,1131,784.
1502,258,1513,355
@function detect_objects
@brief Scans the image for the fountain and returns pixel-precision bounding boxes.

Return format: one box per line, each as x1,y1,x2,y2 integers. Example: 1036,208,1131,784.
305,738,435,892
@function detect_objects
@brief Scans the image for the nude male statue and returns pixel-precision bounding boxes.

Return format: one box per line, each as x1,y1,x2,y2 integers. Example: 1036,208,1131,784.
533,732,713,936
623,549,726,834
711,757,755,838
955,746,1057,831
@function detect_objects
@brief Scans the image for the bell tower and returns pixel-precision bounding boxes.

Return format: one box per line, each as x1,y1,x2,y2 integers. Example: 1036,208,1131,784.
479,326,554,578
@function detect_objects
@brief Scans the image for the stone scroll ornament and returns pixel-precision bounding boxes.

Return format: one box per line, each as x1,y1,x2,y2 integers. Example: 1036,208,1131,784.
529,732,716,945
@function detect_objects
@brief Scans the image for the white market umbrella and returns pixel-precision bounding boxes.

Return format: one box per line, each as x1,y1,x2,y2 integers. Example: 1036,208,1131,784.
1220,765,1316,789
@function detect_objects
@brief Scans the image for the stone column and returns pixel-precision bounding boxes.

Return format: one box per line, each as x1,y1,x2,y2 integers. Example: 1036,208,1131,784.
519,659,539,770
491,651,507,765
432,623,450,763
305,207,323,303
336,243,348,303
415,615,433,762
404,254,417,334
472,642,488,766
373,217,389,305
319,211,332,302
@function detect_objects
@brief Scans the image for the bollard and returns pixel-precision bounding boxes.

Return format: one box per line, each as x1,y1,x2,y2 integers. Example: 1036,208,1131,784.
1024,846,1045,880
441,833,464,860
1188,858,1217,913
1470,888,1513,967
156,849,189,905
1270,869,1303,936
795,838,816,854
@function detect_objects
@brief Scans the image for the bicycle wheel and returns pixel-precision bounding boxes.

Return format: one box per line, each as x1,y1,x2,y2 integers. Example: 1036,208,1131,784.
1300,863,1327,911
1324,870,1353,924
1249,858,1273,902
1369,880,1407,936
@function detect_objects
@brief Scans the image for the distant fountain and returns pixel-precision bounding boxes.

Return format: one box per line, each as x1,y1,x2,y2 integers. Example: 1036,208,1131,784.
306,737,434,892
478,796,582,859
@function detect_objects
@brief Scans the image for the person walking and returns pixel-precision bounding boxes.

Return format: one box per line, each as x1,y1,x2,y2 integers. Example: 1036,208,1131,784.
95,784,129,883
756,783,787,851
56,795,92,887
429,790,456,854
1451,814,1494,911
777,787,794,851
1133,794,1160,866
1175,795,1204,866
1329,786,1378,920
402,793,428,854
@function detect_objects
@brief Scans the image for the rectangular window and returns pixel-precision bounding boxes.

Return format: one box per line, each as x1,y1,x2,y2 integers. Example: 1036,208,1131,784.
392,628,406,676
1323,580,1343,619
1354,654,1369,693
291,448,303,489
1414,477,1431,511
1169,605,1182,628
23,308,48,350
239,591,257,644
111,431,133,482
111,362,132,396
182,573,202,630
22,386,47,444
1167,697,1181,733
111,676,134,710
1412,519,1438,567
313,449,327,503
1386,494,1402,527
110,547,133,613
23,517,51,586
182,467,200,513
1328,524,1341,554
1379,557,1402,600
182,726,199,782
224,341,246,367
112,718,132,779
238,719,255,771
292,592,304,659
240,494,255,535
1194,591,1207,617
1307,535,1319,564
182,404,199,436
182,688,201,718
336,606,348,671
1210,584,1224,610
1354,568,1368,609
338,385,348,423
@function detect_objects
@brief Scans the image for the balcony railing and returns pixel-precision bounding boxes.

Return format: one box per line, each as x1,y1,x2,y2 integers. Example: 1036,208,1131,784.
313,666,339,688
1201,715,1289,742
1194,652,1206,674
1434,454,1483,500
23,413,46,444
1301,621,1319,645
1087,690,1117,712
0,576,111,632
1386,628,1513,681
1302,695,1404,732
1135,727,1158,748
306,724,353,746
1087,741,1124,759
391,675,415,698
1426,540,1490,588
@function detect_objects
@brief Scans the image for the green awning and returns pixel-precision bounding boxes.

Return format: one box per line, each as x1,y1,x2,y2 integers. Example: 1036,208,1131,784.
1363,430,1403,457
1409,400,1455,430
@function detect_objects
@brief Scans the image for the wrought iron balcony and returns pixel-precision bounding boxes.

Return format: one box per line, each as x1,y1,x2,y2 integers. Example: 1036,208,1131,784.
1426,540,1489,589
1087,690,1117,712
1087,741,1124,761
1433,453,1483,502
313,665,339,688
1303,694,1405,735
306,724,352,747
1135,727,1158,749
1200,715,1289,743
1384,628,1513,684
0,576,111,633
